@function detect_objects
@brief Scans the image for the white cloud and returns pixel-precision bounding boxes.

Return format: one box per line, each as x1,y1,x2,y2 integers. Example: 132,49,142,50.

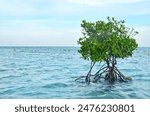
136,26,150,47
0,0,34,15
0,0,149,46
130,9,150,16
0,26,81,46
0,0,149,17
65,0,146,6
0,0,78,16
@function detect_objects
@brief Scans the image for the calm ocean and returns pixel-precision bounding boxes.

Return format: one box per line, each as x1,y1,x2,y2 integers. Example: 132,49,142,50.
0,47,150,99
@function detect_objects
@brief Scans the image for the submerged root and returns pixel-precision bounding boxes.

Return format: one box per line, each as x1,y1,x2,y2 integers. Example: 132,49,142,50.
93,66,127,82
76,65,131,83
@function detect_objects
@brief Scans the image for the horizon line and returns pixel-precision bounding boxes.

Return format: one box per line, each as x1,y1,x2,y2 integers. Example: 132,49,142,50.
0,45,149,48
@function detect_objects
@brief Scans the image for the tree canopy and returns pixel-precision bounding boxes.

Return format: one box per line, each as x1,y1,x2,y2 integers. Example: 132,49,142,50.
78,17,138,62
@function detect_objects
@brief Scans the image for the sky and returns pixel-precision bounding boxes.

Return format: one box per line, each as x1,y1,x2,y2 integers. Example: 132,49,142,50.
0,0,150,46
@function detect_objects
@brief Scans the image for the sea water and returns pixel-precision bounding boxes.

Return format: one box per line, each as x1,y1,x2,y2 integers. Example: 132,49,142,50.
0,47,150,99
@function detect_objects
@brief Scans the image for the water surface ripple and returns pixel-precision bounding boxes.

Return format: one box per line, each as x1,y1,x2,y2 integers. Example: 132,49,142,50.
0,47,150,98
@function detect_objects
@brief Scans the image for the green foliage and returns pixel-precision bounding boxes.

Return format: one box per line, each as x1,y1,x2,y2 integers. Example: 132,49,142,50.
78,17,138,62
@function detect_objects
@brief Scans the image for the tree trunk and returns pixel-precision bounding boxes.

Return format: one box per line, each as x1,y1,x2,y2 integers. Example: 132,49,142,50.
106,57,116,82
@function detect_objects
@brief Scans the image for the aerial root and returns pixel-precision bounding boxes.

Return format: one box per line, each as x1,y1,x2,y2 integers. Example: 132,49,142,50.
75,76,86,81
93,66,127,82
76,66,128,83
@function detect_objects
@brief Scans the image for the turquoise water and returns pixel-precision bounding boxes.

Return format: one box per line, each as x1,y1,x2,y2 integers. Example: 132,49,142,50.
0,47,150,99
